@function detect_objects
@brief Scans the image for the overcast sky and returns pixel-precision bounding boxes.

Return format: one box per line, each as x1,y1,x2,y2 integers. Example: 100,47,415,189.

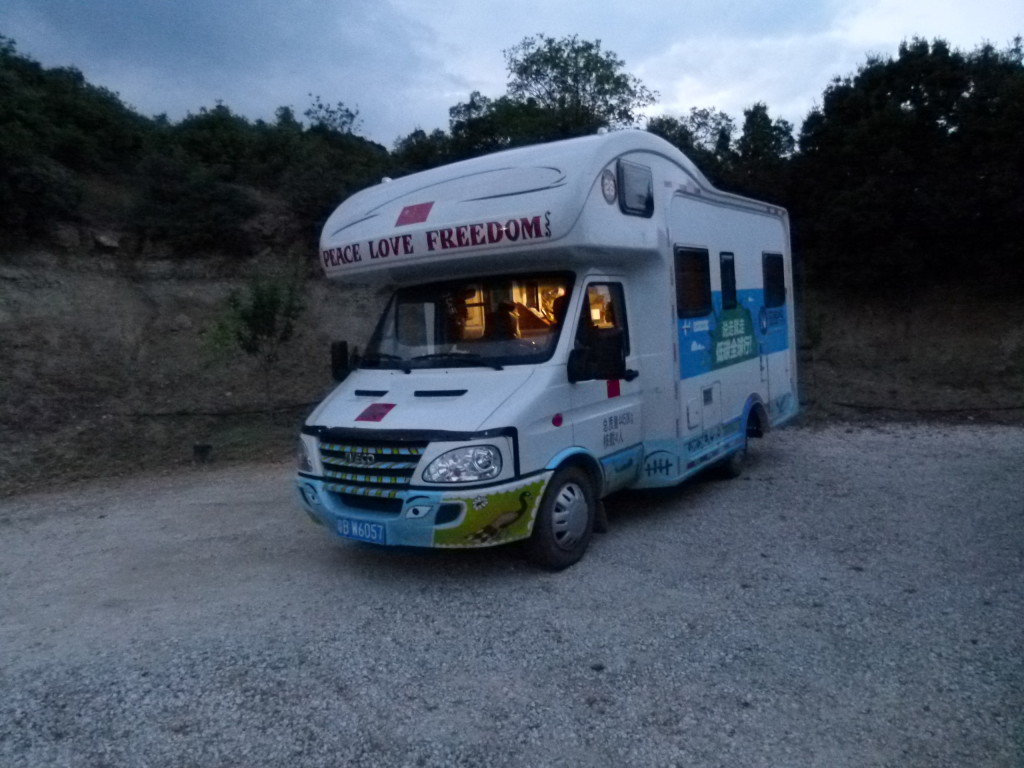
2,0,1021,147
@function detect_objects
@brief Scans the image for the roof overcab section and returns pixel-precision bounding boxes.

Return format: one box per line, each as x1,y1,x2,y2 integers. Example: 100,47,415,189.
319,162,589,280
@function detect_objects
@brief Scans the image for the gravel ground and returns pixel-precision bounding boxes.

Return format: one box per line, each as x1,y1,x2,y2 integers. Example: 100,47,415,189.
1,423,1022,768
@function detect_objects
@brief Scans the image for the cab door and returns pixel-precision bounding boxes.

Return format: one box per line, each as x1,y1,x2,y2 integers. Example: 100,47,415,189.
567,281,643,492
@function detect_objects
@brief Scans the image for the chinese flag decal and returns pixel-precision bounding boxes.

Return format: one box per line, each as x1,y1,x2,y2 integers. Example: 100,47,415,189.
356,403,395,422
395,202,434,226
606,380,621,398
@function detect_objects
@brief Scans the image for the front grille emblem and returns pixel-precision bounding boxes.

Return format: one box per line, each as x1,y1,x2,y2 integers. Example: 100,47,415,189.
344,452,377,466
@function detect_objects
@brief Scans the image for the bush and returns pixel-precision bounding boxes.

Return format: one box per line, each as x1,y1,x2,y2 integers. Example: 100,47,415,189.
131,150,261,257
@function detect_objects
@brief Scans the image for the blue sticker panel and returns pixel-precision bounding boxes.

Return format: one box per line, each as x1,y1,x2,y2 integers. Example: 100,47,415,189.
679,289,788,380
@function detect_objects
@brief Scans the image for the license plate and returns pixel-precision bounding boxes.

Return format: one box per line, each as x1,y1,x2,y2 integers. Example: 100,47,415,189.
337,517,387,545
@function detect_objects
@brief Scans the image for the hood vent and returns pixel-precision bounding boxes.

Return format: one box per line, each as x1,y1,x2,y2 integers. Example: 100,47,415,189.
414,389,467,398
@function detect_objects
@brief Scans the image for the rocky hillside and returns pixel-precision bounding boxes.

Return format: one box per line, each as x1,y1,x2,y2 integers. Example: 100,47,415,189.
0,247,386,495
2,246,1022,497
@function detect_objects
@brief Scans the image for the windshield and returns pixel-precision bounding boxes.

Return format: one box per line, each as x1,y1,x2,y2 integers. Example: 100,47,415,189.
363,272,575,370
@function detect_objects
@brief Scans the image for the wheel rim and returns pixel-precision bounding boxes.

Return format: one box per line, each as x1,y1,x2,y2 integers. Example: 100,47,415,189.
550,481,589,550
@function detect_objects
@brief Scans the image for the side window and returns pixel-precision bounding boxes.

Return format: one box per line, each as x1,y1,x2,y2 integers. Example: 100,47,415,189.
577,283,630,355
569,282,630,381
763,252,786,308
617,160,654,218
675,247,712,318
720,252,737,310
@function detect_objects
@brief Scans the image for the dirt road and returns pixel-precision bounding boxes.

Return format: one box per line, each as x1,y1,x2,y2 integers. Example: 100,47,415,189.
1,424,1022,767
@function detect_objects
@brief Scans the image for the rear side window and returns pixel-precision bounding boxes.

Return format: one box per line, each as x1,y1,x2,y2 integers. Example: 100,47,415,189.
617,160,654,218
675,247,712,318
763,252,786,308
720,252,737,310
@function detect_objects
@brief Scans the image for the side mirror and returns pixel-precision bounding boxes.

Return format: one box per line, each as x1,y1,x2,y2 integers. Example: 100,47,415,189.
331,341,351,382
567,347,590,383
589,328,627,380
567,329,634,383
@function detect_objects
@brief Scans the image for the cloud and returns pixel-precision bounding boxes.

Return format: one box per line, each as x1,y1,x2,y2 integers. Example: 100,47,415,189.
3,0,444,142
637,32,863,127
636,0,1023,130
836,0,1024,47
2,0,1021,146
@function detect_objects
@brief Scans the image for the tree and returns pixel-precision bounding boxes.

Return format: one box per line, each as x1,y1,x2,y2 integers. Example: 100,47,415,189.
504,34,657,136
732,103,794,202
174,103,255,181
305,94,361,135
447,91,562,158
647,107,736,185
0,35,149,243
393,34,657,166
276,128,391,243
447,90,506,156
392,128,452,174
794,37,1024,293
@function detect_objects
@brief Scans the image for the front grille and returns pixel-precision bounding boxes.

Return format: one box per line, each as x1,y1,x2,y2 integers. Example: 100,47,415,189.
319,437,427,500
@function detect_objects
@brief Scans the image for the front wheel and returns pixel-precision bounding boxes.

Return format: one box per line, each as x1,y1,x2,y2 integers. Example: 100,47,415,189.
524,467,595,570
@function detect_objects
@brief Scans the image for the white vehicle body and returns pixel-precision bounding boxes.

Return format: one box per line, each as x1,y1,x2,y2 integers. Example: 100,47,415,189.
295,131,798,568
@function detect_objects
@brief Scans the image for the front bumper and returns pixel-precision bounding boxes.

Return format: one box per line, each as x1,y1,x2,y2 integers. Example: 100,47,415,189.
295,472,551,549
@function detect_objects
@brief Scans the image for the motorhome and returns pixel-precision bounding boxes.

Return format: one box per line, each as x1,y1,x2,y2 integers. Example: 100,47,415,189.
295,131,798,569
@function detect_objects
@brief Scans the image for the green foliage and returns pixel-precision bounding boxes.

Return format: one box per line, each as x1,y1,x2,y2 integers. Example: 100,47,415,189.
396,33,659,163
227,272,303,361
446,91,567,158
3,28,1021,300
647,103,795,205
392,128,452,174
732,103,795,201
0,39,149,174
504,34,657,134
174,103,256,182
276,128,390,238
0,36,389,257
794,37,1024,293
212,259,306,409
131,149,261,257
305,95,360,135
0,157,82,243
0,35,147,245
647,108,737,185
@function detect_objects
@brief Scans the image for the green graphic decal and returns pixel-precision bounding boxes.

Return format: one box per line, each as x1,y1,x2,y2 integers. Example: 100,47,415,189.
711,307,757,369
433,477,548,548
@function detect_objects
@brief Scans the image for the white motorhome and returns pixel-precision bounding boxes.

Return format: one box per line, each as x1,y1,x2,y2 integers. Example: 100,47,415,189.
295,131,798,569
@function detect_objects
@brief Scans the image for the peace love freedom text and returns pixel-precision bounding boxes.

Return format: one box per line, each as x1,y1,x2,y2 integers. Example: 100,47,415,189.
321,213,551,268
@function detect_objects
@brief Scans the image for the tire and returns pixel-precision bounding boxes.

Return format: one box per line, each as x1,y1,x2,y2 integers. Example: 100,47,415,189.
718,433,748,479
525,466,595,570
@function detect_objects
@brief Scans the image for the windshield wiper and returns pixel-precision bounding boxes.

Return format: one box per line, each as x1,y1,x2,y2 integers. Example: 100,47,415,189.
360,353,412,373
411,352,503,370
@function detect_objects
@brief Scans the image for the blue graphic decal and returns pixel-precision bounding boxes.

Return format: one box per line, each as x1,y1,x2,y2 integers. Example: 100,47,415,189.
679,289,788,379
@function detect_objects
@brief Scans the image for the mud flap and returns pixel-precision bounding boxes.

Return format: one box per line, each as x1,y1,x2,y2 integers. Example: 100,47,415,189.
593,499,609,534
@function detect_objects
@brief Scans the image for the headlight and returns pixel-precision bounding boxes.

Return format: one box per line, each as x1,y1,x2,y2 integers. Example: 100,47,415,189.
423,445,502,483
297,437,315,473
